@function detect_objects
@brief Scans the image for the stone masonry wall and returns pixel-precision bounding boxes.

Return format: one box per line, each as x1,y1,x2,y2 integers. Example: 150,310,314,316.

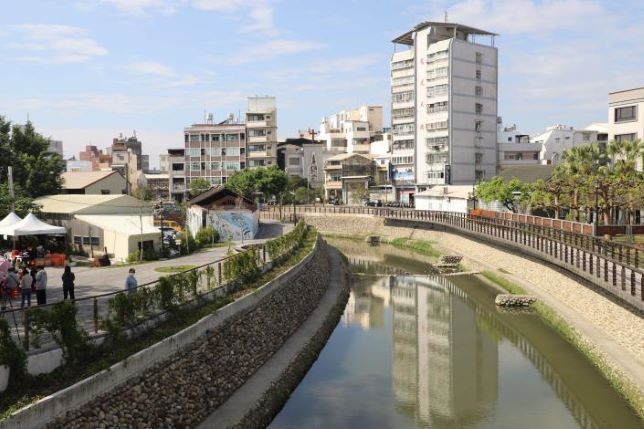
42,241,343,428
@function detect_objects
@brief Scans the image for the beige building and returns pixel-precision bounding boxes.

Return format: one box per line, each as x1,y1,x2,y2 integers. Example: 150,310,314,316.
609,87,644,152
318,105,385,155
61,171,126,195
35,194,158,262
246,96,278,168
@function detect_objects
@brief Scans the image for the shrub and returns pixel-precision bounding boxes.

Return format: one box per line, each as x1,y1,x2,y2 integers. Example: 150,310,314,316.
195,226,219,248
0,319,27,388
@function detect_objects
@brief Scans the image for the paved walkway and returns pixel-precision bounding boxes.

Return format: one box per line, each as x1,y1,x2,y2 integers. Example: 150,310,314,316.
25,220,293,304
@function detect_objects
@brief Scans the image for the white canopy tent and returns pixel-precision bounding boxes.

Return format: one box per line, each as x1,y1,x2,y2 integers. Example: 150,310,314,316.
0,211,22,229
0,213,66,236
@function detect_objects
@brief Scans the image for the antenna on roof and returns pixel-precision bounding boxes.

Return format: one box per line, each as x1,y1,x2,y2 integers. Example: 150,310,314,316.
444,11,448,22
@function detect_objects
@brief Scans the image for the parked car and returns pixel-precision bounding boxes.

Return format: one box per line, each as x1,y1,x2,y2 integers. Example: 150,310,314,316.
366,199,383,207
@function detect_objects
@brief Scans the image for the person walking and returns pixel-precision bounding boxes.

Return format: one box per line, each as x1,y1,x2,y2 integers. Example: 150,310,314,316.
125,268,137,295
20,267,33,308
35,265,48,305
61,265,76,300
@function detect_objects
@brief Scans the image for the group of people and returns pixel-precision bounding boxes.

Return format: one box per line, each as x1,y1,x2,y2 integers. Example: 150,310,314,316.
1,264,76,309
1,264,139,310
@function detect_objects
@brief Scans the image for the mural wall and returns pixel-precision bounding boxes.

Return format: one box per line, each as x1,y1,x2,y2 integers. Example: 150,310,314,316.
187,207,259,241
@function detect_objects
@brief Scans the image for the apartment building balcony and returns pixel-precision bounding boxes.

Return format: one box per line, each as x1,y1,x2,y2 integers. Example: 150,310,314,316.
247,151,269,158
246,120,269,128
248,135,270,143
391,83,414,93
350,144,370,154
392,116,415,125
324,163,342,170
392,100,414,110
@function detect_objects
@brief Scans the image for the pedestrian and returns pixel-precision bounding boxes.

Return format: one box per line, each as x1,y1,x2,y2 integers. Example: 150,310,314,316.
20,267,33,308
61,265,76,300
125,268,137,295
35,265,48,305
1,267,19,310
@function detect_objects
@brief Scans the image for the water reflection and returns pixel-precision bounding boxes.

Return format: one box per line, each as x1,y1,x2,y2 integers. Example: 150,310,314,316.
270,240,643,429
351,275,498,428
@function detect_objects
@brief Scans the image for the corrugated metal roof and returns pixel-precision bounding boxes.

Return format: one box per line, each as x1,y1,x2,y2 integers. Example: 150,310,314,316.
62,170,121,189
34,194,153,214
497,165,555,183
75,215,160,235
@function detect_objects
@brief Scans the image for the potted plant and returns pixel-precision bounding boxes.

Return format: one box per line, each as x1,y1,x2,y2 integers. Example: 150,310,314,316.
0,318,27,391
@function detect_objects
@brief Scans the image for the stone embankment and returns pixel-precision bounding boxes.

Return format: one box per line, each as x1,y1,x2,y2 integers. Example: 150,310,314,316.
43,240,346,428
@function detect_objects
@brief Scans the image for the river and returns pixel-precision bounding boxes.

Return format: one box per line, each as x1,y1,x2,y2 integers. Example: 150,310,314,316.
268,239,643,429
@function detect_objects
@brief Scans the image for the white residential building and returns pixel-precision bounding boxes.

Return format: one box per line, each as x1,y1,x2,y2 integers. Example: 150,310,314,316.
318,105,385,155
531,124,604,165
391,21,498,204
497,122,540,166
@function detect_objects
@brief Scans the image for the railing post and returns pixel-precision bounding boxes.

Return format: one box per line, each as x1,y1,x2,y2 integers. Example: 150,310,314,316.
23,309,30,351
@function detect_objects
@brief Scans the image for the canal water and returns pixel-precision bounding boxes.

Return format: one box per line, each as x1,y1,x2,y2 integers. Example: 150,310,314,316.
269,239,643,429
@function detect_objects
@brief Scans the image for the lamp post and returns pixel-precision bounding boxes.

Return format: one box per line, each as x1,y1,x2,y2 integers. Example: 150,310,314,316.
594,180,600,235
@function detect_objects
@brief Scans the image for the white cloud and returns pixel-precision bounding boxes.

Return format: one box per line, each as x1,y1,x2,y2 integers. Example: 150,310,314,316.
9,24,107,64
191,0,277,36
127,61,175,78
227,39,326,65
309,54,384,74
81,0,177,16
424,0,605,35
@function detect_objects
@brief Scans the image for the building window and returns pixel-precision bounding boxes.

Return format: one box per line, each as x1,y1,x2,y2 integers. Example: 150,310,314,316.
475,69,481,79
475,86,482,97
614,106,637,122
475,153,483,164
475,52,483,64
475,103,483,115
475,120,483,132
615,133,637,142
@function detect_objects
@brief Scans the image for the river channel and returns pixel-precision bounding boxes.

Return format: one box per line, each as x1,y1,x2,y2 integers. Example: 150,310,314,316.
268,238,643,429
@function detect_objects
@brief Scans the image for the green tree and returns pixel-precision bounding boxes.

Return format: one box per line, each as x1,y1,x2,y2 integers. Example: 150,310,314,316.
189,177,211,198
226,166,289,202
0,116,64,215
476,176,530,213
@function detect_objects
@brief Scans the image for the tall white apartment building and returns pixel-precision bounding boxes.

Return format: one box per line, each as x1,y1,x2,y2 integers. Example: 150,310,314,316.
391,22,498,202
318,105,385,154
246,96,278,168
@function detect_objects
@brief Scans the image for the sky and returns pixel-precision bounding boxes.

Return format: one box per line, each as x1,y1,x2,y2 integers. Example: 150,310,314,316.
1,0,644,169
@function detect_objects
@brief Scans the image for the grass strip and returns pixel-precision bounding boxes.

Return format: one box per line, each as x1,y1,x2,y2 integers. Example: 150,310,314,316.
481,269,644,421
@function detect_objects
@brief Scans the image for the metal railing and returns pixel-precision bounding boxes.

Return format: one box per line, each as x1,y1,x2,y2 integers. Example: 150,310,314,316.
1,244,275,351
262,205,644,312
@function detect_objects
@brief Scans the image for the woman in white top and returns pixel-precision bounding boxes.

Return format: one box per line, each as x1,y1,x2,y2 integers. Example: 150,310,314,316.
20,268,33,308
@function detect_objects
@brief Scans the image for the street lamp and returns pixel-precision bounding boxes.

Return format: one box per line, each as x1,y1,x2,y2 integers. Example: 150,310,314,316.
594,180,600,228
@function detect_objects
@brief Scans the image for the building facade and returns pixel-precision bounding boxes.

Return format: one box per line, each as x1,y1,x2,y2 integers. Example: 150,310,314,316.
391,22,498,203
246,96,278,168
608,87,644,147
183,115,247,192
318,105,384,155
